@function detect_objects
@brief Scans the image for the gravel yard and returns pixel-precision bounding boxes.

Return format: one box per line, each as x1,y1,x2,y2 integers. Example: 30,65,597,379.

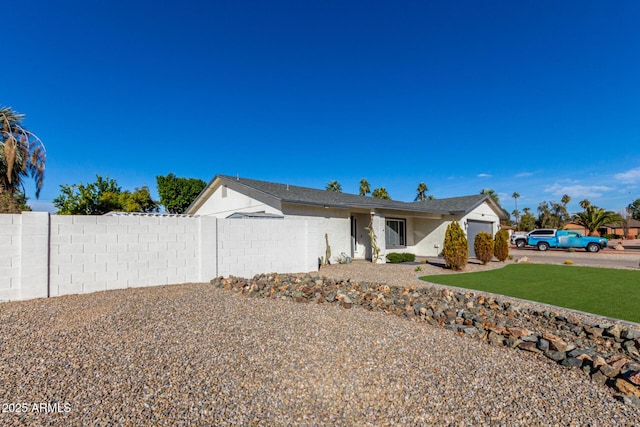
1,271,640,425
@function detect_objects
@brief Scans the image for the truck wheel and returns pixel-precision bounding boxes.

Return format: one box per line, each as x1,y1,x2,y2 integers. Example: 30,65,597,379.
537,242,549,251
587,243,600,253
516,240,526,248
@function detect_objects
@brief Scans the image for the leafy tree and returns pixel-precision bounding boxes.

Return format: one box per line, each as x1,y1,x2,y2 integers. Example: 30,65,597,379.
415,182,429,201
1,106,46,198
442,220,468,270
156,174,206,214
119,187,158,213
537,200,570,229
372,187,391,200
54,175,158,215
572,205,623,236
359,178,370,196
519,207,536,231
629,198,640,221
325,180,342,192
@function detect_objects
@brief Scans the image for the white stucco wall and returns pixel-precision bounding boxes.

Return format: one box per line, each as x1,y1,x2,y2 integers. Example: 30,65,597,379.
461,202,501,235
196,184,283,218
280,204,351,264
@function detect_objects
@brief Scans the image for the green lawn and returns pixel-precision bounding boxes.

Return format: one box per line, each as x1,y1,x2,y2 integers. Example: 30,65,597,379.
420,264,640,323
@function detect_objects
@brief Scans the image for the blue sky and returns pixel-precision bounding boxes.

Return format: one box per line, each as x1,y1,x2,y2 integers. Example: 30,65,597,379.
4,1,640,217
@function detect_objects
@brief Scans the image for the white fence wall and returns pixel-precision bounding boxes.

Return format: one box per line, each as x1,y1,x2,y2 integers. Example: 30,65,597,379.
0,213,318,302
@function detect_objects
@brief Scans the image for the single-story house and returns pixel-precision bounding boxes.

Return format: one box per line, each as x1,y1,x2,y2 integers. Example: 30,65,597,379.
602,219,640,238
564,219,640,238
186,175,509,262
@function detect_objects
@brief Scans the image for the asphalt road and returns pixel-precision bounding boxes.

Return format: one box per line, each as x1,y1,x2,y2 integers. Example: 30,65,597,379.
510,246,640,270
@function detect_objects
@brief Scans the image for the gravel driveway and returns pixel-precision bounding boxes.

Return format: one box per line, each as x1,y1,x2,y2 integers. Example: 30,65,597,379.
2,269,640,425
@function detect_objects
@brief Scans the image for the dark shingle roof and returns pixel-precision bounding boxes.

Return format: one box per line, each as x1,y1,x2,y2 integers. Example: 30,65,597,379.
214,175,507,217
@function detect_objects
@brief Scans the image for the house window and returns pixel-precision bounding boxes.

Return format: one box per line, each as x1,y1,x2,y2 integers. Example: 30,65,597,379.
385,218,406,247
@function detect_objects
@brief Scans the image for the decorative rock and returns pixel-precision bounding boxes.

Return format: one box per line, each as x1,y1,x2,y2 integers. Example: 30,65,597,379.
592,356,607,369
629,371,640,386
599,364,621,378
591,370,608,386
605,324,623,340
615,243,625,251
543,333,574,352
515,256,531,263
615,379,640,398
622,328,640,340
518,341,540,353
616,395,640,408
545,350,566,362
487,331,505,346
584,325,603,338
561,357,583,368
507,327,530,338
537,339,549,352
624,340,640,357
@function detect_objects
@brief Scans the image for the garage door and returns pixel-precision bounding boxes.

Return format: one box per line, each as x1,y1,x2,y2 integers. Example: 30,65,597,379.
467,220,493,257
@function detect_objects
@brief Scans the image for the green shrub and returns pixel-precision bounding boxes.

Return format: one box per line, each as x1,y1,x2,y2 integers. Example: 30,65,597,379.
474,232,494,265
494,229,510,262
386,252,416,263
443,221,468,271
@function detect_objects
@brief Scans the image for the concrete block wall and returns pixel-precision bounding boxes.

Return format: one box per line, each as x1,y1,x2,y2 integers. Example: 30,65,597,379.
0,214,22,301
49,215,202,297
216,218,318,277
0,213,317,302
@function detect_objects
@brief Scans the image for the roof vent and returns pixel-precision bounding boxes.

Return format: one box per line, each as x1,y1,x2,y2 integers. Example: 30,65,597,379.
286,184,289,191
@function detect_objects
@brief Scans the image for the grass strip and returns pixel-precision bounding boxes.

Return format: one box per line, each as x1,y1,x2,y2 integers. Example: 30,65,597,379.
420,264,640,323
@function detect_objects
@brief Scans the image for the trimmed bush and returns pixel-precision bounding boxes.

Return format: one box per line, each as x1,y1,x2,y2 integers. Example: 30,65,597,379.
386,252,416,263
494,229,510,262
443,221,468,271
474,232,494,265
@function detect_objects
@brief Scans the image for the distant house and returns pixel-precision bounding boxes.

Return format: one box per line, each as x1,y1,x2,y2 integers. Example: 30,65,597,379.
565,220,639,238
186,175,509,262
602,219,640,238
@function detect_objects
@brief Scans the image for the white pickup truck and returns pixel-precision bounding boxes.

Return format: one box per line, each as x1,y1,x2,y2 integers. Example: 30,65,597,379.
510,229,556,248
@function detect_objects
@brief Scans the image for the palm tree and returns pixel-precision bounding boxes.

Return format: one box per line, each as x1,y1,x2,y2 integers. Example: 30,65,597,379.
372,187,391,200
1,106,46,198
512,192,520,229
480,189,499,205
325,180,342,192
572,205,623,236
579,199,591,210
359,178,370,196
561,194,571,206
415,182,429,201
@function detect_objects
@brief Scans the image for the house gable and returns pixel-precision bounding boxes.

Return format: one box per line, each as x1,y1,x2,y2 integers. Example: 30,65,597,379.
189,177,284,218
